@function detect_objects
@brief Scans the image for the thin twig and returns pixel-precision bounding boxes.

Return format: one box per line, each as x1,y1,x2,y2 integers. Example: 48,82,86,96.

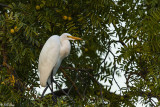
86,71,104,107
61,66,105,105
60,68,83,99
100,49,110,66
82,84,88,100
100,41,111,66
0,3,8,7
68,72,79,95
52,79,75,104
150,98,156,107
61,67,93,71
109,50,121,94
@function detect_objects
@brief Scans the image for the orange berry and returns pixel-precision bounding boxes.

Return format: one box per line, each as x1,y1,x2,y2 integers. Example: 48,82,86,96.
68,16,72,20
36,5,40,10
63,16,68,20
85,48,88,52
10,29,15,34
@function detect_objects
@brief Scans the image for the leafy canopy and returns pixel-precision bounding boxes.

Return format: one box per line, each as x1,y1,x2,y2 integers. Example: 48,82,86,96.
0,0,160,106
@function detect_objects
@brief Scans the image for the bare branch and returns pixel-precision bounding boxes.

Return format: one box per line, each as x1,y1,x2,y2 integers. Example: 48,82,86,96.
60,68,83,99
0,3,9,7
109,50,121,93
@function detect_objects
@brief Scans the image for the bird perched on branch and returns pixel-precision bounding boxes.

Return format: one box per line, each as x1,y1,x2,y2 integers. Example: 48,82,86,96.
38,33,82,88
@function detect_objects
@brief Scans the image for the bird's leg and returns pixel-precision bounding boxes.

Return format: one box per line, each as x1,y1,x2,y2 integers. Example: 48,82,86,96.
47,82,57,104
41,85,49,98
50,72,58,103
67,73,79,95
50,72,54,91
52,78,75,104
51,80,53,90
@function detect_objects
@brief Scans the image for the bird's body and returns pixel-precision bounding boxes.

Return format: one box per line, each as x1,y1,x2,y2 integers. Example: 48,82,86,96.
38,33,82,87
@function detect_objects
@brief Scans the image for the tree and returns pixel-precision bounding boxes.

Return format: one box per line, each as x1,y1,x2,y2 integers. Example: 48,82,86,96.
0,0,159,106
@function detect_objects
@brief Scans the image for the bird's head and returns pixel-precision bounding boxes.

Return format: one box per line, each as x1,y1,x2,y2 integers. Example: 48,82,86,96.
61,33,82,40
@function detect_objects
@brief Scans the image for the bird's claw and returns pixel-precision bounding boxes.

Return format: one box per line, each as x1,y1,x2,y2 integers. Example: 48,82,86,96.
52,95,57,104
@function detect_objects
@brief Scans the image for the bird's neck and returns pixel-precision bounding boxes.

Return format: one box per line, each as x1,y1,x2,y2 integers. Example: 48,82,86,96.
60,40,71,59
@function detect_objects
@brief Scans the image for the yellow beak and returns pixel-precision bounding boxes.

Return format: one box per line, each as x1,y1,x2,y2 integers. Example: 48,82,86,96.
68,36,83,40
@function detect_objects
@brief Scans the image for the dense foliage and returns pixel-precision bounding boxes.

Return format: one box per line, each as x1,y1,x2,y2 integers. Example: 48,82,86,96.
0,0,159,106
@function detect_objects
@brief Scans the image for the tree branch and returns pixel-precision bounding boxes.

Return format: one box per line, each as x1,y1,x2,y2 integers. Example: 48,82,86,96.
0,3,9,7
1,43,24,92
61,66,105,106
61,67,93,71
118,40,127,47
60,68,83,99
45,87,135,106
45,67,159,106
109,50,121,92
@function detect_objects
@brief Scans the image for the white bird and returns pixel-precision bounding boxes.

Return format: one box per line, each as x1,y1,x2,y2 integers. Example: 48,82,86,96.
38,33,82,87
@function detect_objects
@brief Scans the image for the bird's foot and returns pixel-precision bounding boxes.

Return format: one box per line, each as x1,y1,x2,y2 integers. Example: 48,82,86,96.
52,94,57,104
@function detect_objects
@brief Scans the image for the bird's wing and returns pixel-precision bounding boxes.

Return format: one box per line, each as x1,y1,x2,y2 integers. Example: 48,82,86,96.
38,35,60,87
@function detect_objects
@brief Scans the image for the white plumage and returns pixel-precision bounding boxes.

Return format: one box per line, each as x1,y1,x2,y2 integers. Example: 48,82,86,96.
38,33,82,87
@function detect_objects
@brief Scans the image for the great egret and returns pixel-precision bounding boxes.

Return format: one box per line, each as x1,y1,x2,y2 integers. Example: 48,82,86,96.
38,33,82,87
